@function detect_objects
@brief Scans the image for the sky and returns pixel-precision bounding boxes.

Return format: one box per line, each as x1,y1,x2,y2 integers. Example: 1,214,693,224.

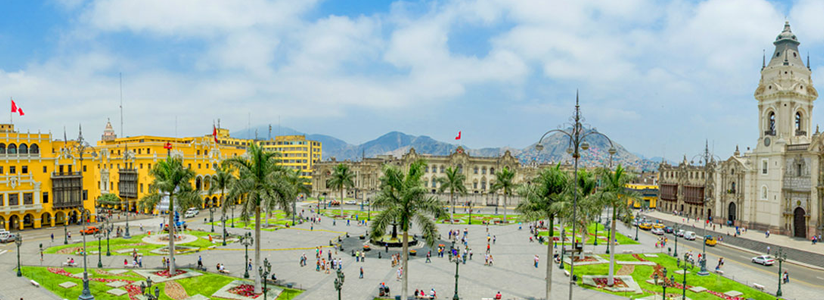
3,0,824,159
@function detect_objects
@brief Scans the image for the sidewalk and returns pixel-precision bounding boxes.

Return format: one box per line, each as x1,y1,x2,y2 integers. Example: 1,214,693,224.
642,210,824,268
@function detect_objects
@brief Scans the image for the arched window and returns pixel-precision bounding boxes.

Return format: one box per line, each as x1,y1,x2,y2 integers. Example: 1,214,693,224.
490,167,495,174
761,186,768,200
440,165,445,173
0,143,5,154
29,143,39,154
457,164,463,174
769,112,776,134
481,179,486,190
431,178,437,188
18,143,27,154
731,182,736,192
195,177,202,190
474,167,478,174
8,143,17,154
796,111,802,131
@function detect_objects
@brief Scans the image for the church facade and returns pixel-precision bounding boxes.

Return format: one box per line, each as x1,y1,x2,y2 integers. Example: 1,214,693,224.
711,22,821,238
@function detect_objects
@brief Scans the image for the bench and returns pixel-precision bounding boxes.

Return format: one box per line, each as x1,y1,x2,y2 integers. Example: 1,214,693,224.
622,250,633,254
564,270,570,277
219,269,231,274
715,270,724,275
123,263,138,269
62,262,78,267
752,283,765,291
30,280,40,287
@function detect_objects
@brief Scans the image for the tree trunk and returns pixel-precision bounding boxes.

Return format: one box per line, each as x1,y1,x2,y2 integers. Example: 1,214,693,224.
168,192,176,276
608,205,617,286
503,193,507,223
254,206,262,294
402,230,409,300
340,189,344,218
450,191,454,223
546,216,554,300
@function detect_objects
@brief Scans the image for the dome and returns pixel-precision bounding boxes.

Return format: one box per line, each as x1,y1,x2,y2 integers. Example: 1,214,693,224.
775,21,798,43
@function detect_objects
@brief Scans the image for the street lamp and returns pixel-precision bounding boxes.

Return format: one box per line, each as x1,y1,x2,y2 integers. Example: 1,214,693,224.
594,215,600,246
776,247,788,297
79,209,94,300
292,195,298,226
536,92,617,300
15,234,22,277
689,141,718,277
259,258,272,300
221,216,228,246
64,216,69,245
635,212,640,241
140,277,160,300
450,241,461,300
681,253,694,300
673,224,679,258
96,232,103,268
605,206,612,254
209,206,216,232
240,232,254,279
467,202,474,225
334,266,345,300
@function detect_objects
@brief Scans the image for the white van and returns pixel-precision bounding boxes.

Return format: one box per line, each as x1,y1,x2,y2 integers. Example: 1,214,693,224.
184,208,199,218
684,231,697,240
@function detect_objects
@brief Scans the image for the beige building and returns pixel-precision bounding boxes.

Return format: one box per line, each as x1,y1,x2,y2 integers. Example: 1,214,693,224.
658,154,716,218
312,146,558,207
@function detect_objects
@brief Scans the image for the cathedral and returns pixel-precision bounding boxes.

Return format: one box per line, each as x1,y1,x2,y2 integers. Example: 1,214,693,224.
713,22,821,238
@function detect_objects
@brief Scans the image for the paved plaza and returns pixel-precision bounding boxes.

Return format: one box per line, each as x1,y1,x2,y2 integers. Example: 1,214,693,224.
2,204,824,300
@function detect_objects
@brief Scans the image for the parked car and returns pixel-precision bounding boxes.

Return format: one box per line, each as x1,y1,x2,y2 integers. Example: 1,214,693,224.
344,200,357,205
653,223,665,229
675,229,685,237
184,208,199,218
752,255,775,266
80,226,100,235
663,226,674,233
0,233,17,243
684,231,697,240
639,223,653,230
705,235,717,246
651,228,665,235
329,200,341,206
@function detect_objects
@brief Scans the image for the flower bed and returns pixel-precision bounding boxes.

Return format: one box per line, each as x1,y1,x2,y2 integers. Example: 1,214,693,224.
155,269,188,278
56,247,83,254
592,277,627,288
228,284,262,298
164,281,190,300
572,256,598,262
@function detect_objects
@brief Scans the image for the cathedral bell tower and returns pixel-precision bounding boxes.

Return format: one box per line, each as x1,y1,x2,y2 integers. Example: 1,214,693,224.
754,21,818,150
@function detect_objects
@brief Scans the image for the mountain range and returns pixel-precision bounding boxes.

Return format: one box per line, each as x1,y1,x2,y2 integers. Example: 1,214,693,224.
233,125,660,171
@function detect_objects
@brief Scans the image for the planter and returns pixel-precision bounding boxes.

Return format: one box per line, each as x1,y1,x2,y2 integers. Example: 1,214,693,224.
409,250,417,256
363,245,371,251
359,235,365,240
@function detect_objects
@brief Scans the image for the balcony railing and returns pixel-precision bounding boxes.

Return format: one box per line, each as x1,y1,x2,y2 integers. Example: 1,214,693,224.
764,130,776,136
52,171,82,177
786,143,810,152
796,130,807,136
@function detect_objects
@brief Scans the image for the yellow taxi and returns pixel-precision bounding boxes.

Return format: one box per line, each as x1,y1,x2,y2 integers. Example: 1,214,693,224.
639,222,653,230
653,223,665,229
705,235,717,246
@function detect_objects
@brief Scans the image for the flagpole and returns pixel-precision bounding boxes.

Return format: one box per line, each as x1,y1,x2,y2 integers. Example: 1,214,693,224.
10,97,13,124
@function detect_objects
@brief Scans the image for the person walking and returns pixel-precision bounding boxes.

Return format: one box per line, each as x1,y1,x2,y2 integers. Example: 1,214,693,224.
426,251,431,263
50,233,54,243
360,267,364,279
534,255,539,268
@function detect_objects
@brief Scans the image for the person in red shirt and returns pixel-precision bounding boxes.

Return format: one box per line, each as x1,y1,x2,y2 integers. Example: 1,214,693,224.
495,291,502,299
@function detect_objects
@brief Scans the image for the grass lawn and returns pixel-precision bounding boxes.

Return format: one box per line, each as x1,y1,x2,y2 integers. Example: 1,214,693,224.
536,223,639,245
567,254,777,300
207,210,293,230
44,230,221,256
435,211,522,225
320,209,381,220
24,266,302,300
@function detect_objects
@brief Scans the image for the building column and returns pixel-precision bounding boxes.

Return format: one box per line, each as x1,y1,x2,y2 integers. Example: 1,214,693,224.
50,215,55,227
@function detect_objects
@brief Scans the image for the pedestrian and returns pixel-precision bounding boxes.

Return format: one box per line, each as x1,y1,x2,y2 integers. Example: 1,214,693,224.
767,246,771,254
361,251,365,262
493,235,496,244
426,251,431,263
51,233,54,243
534,255,539,268
356,251,360,262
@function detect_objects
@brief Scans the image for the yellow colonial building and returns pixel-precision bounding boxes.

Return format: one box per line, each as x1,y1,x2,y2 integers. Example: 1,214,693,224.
257,135,322,179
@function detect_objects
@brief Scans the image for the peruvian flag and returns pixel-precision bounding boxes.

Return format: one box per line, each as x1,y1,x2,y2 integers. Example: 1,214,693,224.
455,131,461,140
11,99,23,116
213,125,219,143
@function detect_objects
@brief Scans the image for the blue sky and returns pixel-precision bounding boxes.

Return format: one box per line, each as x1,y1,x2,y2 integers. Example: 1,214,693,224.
2,0,823,159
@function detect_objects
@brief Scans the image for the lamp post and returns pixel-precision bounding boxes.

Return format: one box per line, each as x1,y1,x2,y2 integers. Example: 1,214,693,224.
673,224,679,258
681,253,693,300
231,205,235,228
140,277,160,300
64,216,69,245
96,232,103,268
209,206,215,232
536,92,617,300
450,241,461,300
240,232,254,279
605,207,612,254
594,215,600,246
259,258,272,300
467,202,474,225
776,247,788,297
106,224,112,256
662,268,668,299
334,266,345,300
689,141,718,276
221,216,228,246
79,209,94,300
292,195,298,226
15,234,22,277
635,212,640,241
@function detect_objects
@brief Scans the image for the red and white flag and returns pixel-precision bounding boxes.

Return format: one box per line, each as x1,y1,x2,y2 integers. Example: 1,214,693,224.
455,131,461,140
11,99,23,116
213,125,219,143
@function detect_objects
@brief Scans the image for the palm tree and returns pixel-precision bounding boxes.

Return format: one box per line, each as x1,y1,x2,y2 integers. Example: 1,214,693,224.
491,166,518,223
327,163,355,217
597,165,639,286
516,164,570,300
208,165,236,213
285,169,311,226
370,159,443,300
223,144,294,294
138,157,200,276
436,166,467,223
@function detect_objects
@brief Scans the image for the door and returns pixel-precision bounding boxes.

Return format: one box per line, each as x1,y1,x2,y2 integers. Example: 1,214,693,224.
728,202,736,222
793,207,806,238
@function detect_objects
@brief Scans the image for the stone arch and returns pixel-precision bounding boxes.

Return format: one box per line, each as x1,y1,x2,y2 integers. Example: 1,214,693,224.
0,143,5,154
9,215,20,230
0,215,5,230
767,110,776,133
728,202,736,223
18,143,27,154
41,212,52,227
55,211,67,225
23,213,34,228
30,143,39,154
793,207,806,238
490,167,495,174
7,143,16,154
195,176,203,190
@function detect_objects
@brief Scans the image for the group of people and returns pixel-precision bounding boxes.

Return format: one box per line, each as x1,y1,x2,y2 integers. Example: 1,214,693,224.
413,288,436,299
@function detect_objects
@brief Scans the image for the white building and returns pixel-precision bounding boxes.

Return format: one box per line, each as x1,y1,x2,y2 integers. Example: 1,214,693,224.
714,22,820,238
